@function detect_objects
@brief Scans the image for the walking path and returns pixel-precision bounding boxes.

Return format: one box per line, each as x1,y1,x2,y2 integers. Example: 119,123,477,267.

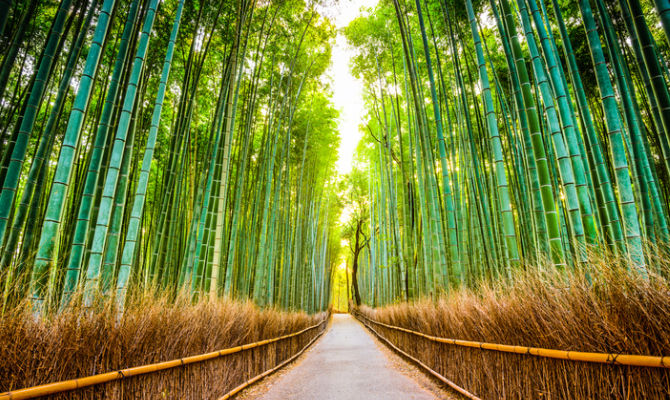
253,313,441,400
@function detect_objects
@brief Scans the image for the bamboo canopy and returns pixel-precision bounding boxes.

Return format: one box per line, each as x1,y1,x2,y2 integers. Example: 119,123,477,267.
343,0,670,306
0,0,340,314
0,0,669,313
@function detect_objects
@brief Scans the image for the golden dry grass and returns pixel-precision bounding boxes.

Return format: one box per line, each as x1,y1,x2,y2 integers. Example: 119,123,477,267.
0,292,327,399
357,252,670,399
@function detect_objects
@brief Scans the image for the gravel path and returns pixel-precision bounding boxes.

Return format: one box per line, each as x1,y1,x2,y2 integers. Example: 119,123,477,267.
254,313,440,400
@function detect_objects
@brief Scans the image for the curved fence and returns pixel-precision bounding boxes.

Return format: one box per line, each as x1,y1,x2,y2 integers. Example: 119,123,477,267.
0,319,327,400
354,311,670,398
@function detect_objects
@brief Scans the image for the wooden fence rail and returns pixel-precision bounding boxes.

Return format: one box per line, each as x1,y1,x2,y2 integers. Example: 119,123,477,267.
0,319,327,400
355,312,669,368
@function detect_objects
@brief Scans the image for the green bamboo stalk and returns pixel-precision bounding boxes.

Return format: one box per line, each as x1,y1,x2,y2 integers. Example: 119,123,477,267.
0,0,96,276
0,0,73,252
83,0,161,305
651,0,670,43
465,0,520,267
549,0,622,248
499,0,564,265
525,0,598,246
578,0,646,273
115,0,184,310
31,0,117,312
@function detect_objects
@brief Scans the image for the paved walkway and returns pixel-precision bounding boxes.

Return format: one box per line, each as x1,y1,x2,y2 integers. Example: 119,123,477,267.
257,314,438,400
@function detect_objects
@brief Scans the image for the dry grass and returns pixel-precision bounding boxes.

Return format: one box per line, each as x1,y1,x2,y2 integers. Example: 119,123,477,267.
0,292,327,399
357,252,670,399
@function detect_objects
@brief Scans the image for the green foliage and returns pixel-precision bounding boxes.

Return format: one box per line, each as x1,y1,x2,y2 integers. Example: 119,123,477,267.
0,0,342,315
342,0,670,307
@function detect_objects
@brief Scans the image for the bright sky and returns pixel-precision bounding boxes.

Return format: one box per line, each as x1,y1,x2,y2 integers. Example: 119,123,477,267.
321,0,379,175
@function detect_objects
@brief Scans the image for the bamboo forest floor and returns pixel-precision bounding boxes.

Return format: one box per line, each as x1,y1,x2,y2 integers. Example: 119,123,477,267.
238,314,455,400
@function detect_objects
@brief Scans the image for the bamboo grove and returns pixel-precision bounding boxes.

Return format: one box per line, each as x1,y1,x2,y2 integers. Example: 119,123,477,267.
0,0,342,314
345,0,670,306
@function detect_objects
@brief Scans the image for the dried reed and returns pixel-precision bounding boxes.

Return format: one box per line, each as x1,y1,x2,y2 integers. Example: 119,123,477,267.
357,251,670,399
0,291,327,399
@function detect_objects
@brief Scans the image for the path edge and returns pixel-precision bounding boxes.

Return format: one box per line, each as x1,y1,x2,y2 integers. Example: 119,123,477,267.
220,315,332,399
352,312,480,400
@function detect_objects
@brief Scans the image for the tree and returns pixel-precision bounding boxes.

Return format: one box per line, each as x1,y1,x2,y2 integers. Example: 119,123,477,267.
341,168,371,306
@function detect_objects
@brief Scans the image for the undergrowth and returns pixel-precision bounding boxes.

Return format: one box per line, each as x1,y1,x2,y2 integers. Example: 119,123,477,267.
0,292,327,399
358,251,670,399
